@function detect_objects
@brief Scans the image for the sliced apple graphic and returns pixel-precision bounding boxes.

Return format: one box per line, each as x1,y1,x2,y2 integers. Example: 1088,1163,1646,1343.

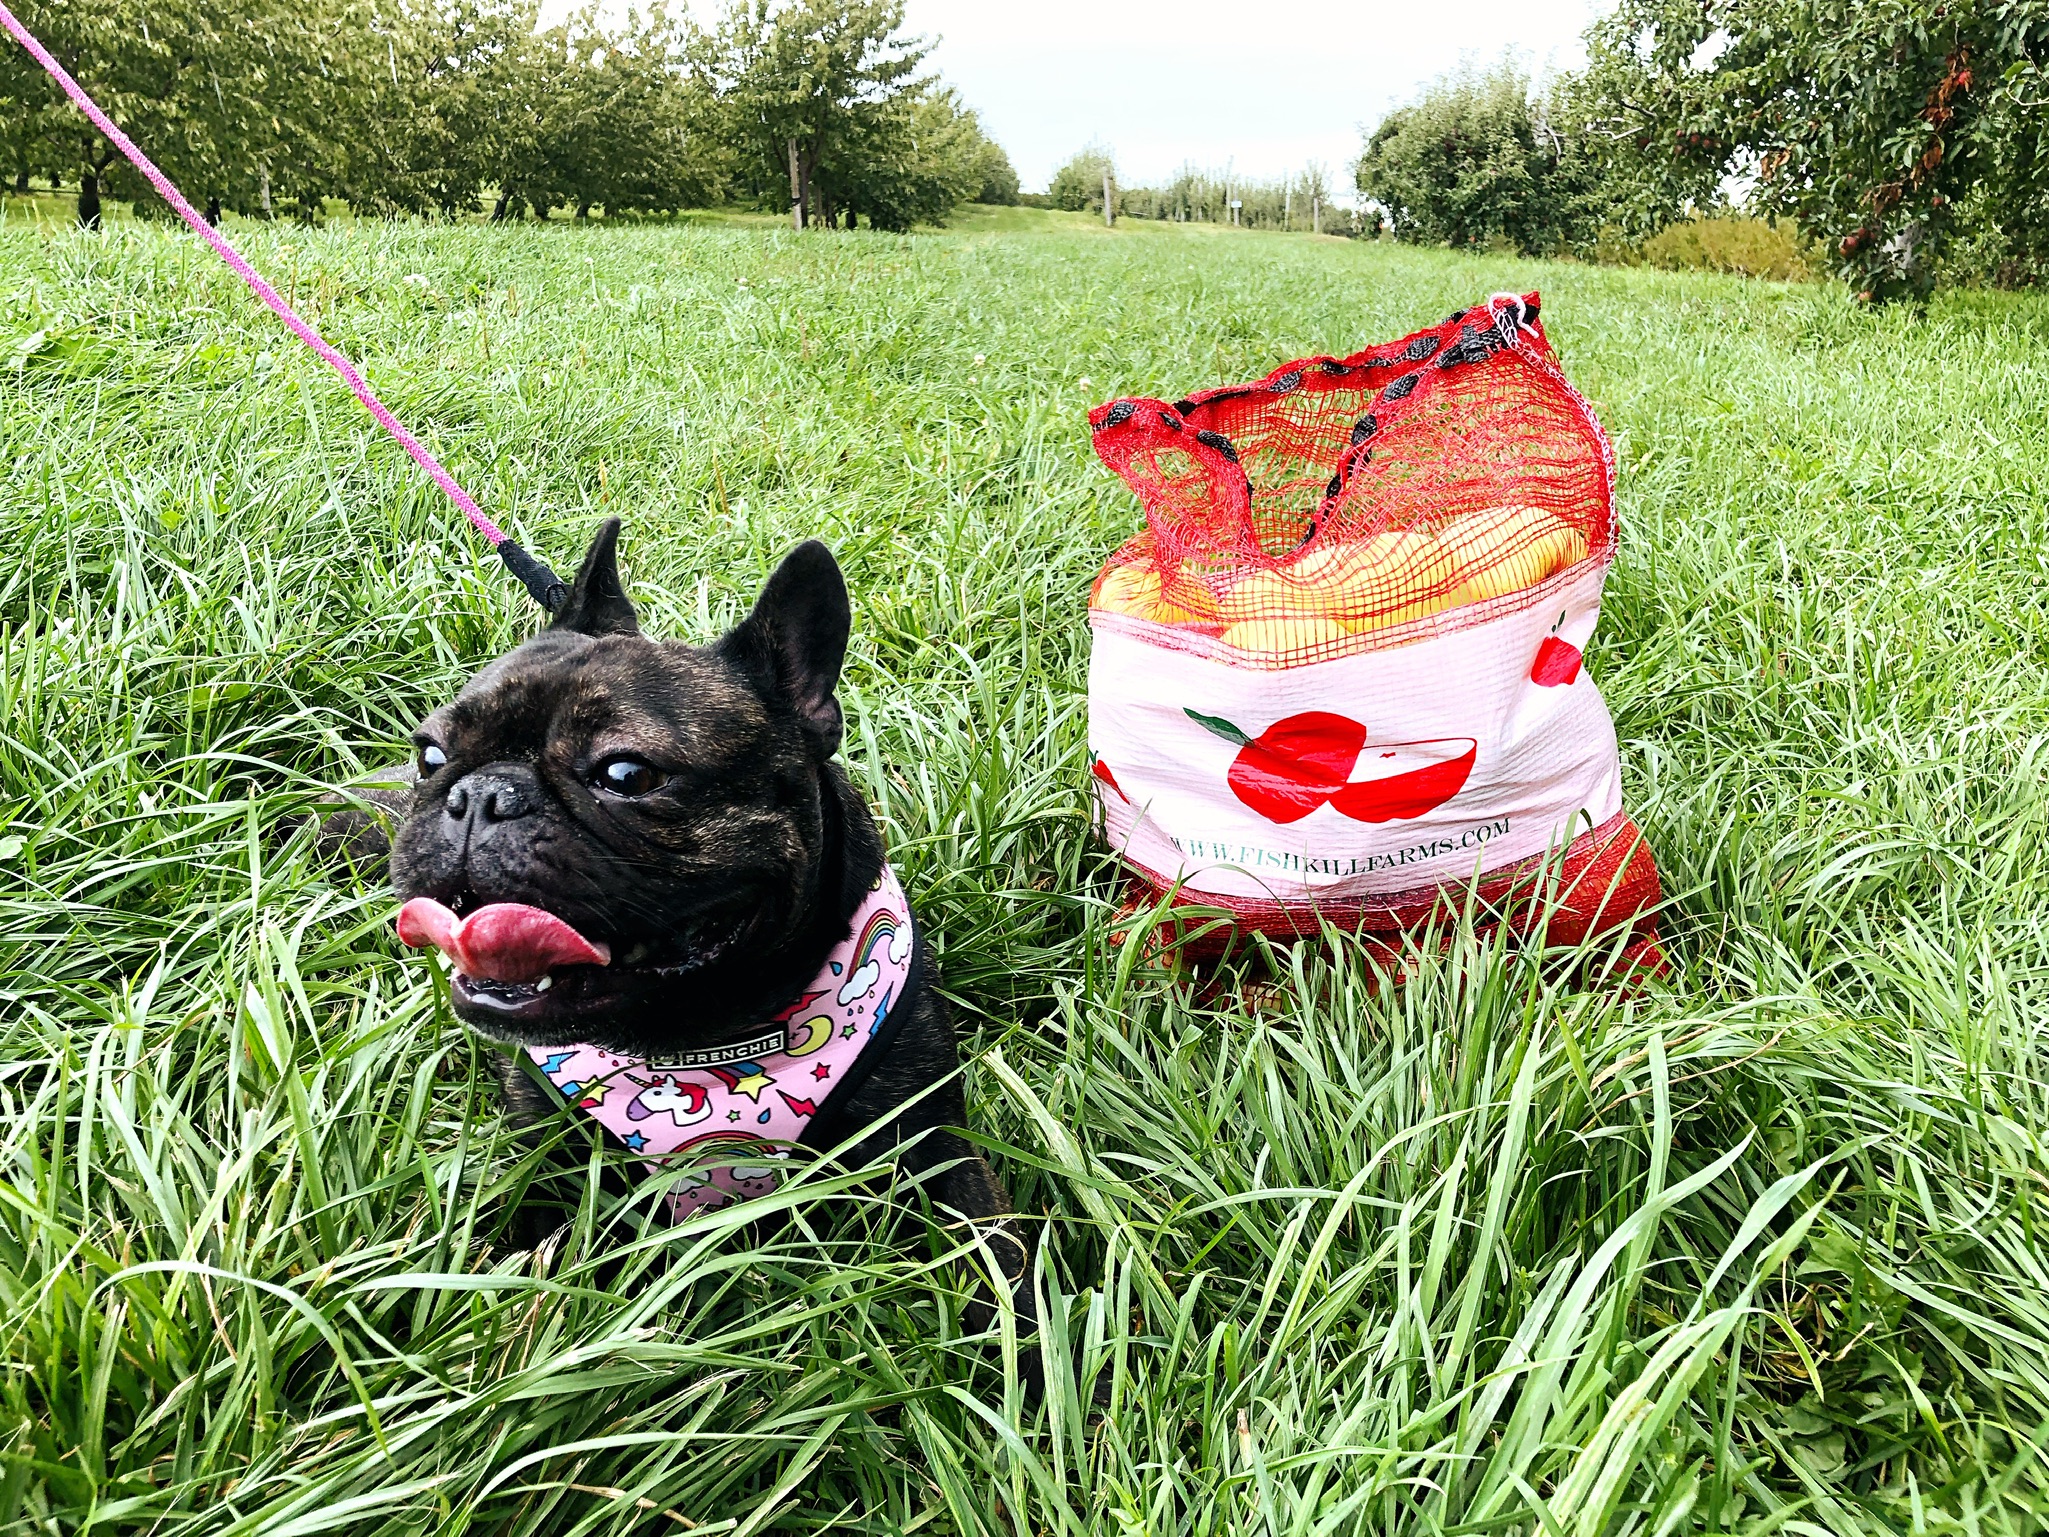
1530,609,1583,687
1330,736,1477,823
1186,708,1474,825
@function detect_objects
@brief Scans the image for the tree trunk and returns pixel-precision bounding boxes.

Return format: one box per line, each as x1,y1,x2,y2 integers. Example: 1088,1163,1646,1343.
13,170,27,194
77,171,102,229
787,138,803,230
258,162,272,218
491,193,510,222
818,183,833,230
845,203,856,230
205,195,221,225
575,200,590,220
1103,170,1114,226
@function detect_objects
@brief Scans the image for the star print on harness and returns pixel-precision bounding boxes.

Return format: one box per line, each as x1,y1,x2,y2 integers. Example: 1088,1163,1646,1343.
521,866,916,1218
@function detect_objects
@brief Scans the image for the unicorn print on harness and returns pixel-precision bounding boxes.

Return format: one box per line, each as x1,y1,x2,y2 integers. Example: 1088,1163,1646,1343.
624,1076,713,1129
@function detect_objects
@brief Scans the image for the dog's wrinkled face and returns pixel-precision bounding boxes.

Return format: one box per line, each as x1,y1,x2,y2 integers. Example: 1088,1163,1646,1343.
390,521,851,1051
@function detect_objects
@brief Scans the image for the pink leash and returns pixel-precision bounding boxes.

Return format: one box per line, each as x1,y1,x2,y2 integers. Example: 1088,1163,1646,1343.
0,0,567,612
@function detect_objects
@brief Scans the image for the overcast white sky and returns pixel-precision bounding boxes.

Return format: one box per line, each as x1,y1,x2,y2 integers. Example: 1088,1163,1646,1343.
903,0,1606,196
544,0,1610,196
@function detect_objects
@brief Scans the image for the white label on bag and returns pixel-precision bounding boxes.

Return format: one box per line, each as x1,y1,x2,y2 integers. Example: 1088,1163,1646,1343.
1088,564,1622,902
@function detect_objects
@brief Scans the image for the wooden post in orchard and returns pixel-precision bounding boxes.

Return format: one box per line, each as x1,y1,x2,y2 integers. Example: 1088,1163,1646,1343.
1103,169,1114,227
788,140,803,231
1312,195,1320,235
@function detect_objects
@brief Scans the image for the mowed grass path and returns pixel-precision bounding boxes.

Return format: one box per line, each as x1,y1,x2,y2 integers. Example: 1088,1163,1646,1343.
3,211,2048,1535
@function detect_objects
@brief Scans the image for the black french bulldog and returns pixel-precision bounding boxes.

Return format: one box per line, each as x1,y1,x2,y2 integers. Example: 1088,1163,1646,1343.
342,519,1029,1322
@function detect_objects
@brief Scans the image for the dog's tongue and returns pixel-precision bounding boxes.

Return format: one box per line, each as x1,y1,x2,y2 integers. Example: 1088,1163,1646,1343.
396,898,611,983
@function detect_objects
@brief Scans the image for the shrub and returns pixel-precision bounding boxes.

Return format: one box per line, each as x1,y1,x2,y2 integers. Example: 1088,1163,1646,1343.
1639,215,1818,281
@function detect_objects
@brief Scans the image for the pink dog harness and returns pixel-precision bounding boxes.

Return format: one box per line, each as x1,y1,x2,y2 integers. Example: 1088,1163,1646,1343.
522,865,915,1218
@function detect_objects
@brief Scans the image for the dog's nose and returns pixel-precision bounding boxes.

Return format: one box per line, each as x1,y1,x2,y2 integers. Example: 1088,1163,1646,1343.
446,768,536,825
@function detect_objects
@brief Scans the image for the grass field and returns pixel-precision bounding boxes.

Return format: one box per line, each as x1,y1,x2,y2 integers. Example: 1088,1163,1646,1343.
4,210,2049,1536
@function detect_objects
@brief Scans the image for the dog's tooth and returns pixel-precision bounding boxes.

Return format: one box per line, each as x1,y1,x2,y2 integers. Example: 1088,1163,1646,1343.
535,974,553,992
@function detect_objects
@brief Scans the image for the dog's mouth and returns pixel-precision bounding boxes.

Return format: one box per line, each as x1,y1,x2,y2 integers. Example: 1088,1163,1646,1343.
395,892,744,1037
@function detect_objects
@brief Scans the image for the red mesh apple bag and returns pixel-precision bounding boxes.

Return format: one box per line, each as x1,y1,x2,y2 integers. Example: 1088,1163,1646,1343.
1086,292,1665,969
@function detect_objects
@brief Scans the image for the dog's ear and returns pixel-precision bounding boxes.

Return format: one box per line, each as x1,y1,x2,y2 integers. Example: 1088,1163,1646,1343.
718,540,849,754
551,518,640,637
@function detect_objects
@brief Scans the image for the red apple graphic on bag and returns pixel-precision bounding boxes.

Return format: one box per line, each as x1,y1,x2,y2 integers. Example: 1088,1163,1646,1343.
1530,609,1583,687
1186,709,1474,825
1090,754,1127,800
1186,709,1365,823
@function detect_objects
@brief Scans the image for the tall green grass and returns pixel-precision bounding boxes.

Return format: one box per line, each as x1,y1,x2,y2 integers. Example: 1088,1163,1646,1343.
2,213,2047,1534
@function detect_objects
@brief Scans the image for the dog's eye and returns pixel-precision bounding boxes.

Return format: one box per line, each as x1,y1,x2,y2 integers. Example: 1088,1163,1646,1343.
418,742,447,775
594,757,666,797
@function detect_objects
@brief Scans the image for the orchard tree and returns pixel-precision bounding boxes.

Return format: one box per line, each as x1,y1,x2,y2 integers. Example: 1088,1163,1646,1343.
1047,144,1115,214
0,0,371,225
478,3,588,219
691,0,935,228
0,0,999,229
1,0,578,223
962,108,1017,205
1356,61,1595,255
479,3,705,220
1565,0,2049,300
0,9,67,194
355,0,541,218
191,1,372,221
556,6,710,216
836,84,987,229
1,0,212,226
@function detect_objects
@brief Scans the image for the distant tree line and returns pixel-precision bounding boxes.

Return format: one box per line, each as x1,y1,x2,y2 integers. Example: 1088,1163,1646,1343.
1355,2,2049,300
0,0,1018,230
1038,145,1342,233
